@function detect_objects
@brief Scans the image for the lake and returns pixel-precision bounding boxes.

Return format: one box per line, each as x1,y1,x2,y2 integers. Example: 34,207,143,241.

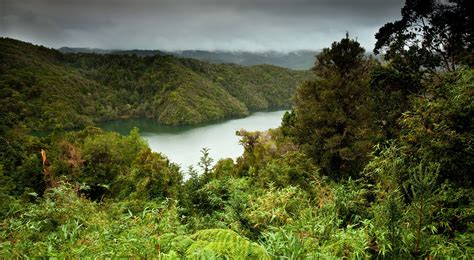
98,110,287,171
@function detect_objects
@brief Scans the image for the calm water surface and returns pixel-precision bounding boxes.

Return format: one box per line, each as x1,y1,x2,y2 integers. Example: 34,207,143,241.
98,110,287,170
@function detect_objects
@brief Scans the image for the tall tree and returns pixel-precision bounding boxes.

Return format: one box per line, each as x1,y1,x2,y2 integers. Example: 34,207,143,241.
374,0,473,73
293,35,376,178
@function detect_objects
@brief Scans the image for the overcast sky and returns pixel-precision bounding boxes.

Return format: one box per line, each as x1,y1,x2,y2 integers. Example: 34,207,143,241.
0,0,404,52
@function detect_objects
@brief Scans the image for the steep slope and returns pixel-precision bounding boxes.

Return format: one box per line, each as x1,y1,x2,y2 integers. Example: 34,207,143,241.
177,59,308,110
1,38,310,130
147,62,249,125
0,38,120,130
63,53,252,125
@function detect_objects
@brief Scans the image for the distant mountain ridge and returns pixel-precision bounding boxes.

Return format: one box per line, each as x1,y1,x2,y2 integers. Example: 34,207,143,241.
58,47,318,70
173,50,318,70
58,47,118,55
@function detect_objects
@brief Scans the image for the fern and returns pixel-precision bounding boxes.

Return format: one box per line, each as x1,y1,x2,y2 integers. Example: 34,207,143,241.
186,229,269,259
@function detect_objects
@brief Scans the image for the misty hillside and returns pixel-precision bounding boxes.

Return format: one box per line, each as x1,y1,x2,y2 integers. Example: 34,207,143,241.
172,50,318,70
2,37,311,130
59,47,318,70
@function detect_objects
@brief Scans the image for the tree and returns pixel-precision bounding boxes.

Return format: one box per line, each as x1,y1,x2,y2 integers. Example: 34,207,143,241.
364,68,474,256
198,147,214,177
128,147,182,200
293,35,376,178
369,65,417,140
370,1,473,141
374,0,474,73
313,32,367,79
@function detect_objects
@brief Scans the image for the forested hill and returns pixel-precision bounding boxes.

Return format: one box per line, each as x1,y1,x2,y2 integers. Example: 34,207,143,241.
0,38,311,130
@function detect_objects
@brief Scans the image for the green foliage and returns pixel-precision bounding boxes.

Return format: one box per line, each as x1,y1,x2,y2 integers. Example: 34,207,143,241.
0,126,183,203
186,229,269,259
253,151,319,190
125,147,182,200
374,0,474,72
256,180,372,258
1,4,473,256
292,36,376,178
198,147,213,177
397,69,473,187
369,64,419,140
56,127,143,200
313,32,367,78
404,162,440,257
363,69,474,256
210,158,236,179
0,127,46,199
260,227,306,258
0,181,188,257
157,229,270,258
182,177,253,235
157,233,194,256
246,186,308,230
0,38,116,131
236,128,301,175
0,163,19,218
0,37,310,130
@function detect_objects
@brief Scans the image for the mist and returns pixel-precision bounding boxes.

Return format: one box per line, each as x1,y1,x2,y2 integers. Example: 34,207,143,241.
0,0,404,52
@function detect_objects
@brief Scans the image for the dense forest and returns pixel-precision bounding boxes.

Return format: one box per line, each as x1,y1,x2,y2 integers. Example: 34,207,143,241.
1,0,473,258
0,38,310,129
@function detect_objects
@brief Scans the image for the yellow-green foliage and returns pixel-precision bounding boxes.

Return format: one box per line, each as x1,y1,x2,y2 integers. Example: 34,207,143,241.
186,229,269,259
0,182,185,257
157,229,270,258
158,233,194,256
246,186,308,229
51,127,182,201
236,128,319,189
128,147,182,200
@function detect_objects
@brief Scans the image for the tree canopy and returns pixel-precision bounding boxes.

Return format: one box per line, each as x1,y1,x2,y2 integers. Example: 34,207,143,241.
291,35,376,178
374,0,474,72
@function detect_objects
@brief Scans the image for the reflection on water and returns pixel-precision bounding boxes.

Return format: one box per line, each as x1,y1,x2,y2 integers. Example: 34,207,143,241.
98,110,287,171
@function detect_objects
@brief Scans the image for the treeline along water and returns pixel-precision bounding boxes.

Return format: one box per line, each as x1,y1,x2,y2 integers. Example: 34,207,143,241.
98,110,287,170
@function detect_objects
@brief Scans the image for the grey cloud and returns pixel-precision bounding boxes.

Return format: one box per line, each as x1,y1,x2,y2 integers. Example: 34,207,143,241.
0,0,404,52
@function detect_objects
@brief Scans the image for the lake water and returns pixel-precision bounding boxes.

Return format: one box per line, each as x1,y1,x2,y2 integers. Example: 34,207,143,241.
98,110,287,170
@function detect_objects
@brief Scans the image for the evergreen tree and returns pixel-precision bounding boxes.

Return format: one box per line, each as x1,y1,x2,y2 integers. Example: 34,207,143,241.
374,0,474,73
198,147,214,178
293,35,376,178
